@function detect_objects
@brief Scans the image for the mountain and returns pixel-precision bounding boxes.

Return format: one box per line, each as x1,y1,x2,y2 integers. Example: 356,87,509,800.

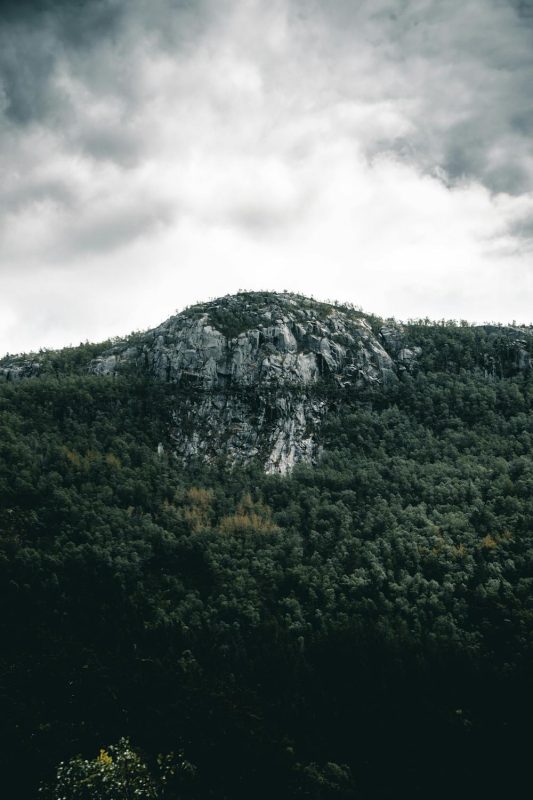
2,291,531,473
89,292,420,472
2,292,533,800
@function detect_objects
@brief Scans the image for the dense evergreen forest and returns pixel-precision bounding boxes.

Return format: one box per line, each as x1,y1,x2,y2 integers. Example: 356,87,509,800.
2,313,533,799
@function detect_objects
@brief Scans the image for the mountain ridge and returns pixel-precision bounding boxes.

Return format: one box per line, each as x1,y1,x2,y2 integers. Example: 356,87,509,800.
1,290,532,472
0,292,420,473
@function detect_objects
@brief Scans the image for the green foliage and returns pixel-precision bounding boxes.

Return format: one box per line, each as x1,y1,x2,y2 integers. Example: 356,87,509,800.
208,305,264,339
293,761,355,799
0,339,114,377
43,739,157,800
405,319,533,376
42,739,197,800
2,319,533,799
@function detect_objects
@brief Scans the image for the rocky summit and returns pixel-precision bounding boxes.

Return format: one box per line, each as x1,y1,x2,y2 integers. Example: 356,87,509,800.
3,290,532,473
91,292,421,473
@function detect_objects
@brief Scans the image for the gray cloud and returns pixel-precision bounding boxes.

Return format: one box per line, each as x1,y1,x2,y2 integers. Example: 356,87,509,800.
3,0,533,188
0,1,125,124
57,200,176,257
301,0,533,195
0,176,74,215
2,0,533,354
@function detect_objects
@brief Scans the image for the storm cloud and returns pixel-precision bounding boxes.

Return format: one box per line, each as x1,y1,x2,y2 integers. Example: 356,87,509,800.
1,0,533,353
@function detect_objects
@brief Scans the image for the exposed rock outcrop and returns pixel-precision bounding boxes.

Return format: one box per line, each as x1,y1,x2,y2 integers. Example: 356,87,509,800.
380,324,422,370
86,293,413,473
0,357,42,382
91,298,398,389
479,325,532,377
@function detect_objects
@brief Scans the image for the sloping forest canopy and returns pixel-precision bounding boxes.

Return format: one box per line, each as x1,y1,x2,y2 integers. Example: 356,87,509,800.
1,319,533,798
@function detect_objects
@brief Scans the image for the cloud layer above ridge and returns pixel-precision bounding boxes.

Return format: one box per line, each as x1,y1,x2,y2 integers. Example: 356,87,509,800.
2,0,533,353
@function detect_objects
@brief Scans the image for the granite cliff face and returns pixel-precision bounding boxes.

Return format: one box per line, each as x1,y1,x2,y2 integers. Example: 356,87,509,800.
86,292,418,472
91,296,403,387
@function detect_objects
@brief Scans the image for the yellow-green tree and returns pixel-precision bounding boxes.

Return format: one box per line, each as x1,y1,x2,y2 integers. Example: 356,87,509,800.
44,739,157,800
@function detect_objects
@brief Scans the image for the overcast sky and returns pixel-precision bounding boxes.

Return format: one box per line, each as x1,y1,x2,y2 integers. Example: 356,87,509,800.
2,0,533,354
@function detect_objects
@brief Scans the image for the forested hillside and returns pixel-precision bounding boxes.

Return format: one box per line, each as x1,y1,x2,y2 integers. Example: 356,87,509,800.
1,296,533,799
